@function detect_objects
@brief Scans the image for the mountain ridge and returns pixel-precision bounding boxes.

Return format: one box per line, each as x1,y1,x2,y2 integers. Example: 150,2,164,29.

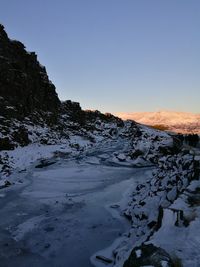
116,110,200,134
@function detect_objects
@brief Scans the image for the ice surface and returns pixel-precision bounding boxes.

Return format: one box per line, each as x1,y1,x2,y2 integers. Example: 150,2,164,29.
0,138,151,267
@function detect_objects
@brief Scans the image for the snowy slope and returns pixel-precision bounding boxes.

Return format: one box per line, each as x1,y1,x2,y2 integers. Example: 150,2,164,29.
0,113,199,267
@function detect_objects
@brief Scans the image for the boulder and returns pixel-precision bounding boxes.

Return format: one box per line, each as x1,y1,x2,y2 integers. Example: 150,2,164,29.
0,137,15,151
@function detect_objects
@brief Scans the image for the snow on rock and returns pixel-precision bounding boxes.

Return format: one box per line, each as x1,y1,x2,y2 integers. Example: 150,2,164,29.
0,118,174,181
0,108,199,267
0,116,125,179
101,148,199,267
116,153,126,162
166,187,177,202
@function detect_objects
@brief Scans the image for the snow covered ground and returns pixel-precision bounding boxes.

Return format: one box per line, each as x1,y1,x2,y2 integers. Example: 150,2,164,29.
0,122,199,267
109,147,200,267
148,179,200,267
0,137,153,267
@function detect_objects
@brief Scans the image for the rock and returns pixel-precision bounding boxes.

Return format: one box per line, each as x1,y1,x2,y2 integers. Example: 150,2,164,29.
129,149,143,159
61,100,85,125
187,194,200,207
147,221,157,229
116,153,126,161
0,180,12,189
96,255,113,264
124,211,132,221
35,160,56,168
0,25,60,119
194,155,200,162
110,204,120,209
167,187,177,202
44,243,51,249
4,180,11,187
12,126,30,146
123,244,175,267
44,226,55,232
0,137,15,151
18,168,27,173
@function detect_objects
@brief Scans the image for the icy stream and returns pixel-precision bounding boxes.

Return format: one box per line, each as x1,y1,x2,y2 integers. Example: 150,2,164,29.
0,140,152,267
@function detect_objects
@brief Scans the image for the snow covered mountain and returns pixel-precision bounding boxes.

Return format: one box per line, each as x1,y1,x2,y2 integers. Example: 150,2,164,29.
116,111,200,134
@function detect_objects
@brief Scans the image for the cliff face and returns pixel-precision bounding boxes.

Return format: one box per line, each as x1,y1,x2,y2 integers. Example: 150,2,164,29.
0,24,60,119
0,25,124,150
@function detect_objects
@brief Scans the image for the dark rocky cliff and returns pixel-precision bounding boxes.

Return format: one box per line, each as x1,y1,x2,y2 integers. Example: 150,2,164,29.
0,24,60,119
0,25,123,150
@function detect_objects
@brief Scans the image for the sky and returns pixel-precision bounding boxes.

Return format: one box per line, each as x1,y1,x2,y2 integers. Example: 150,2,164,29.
0,0,200,113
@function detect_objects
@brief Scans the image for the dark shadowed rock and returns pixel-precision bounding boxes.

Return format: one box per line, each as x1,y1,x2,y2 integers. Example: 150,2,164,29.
35,160,56,168
0,137,15,151
0,24,60,120
12,126,30,146
61,100,86,125
123,244,177,267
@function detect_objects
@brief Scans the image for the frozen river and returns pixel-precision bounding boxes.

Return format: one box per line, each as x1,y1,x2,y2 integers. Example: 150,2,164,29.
0,140,151,267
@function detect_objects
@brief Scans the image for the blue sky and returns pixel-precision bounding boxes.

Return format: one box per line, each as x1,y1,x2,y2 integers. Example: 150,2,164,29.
1,0,200,113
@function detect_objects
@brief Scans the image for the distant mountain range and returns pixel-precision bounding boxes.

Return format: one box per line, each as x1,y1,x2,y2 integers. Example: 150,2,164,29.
116,111,200,134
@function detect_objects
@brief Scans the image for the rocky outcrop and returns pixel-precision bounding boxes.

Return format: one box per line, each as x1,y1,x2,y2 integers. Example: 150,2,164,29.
0,24,60,120
124,244,175,267
0,25,124,150
61,100,86,125
113,150,198,267
85,110,124,126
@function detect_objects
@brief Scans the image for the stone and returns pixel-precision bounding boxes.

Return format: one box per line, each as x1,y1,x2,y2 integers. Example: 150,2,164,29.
123,244,175,267
0,137,15,151
96,255,113,264
0,25,60,120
